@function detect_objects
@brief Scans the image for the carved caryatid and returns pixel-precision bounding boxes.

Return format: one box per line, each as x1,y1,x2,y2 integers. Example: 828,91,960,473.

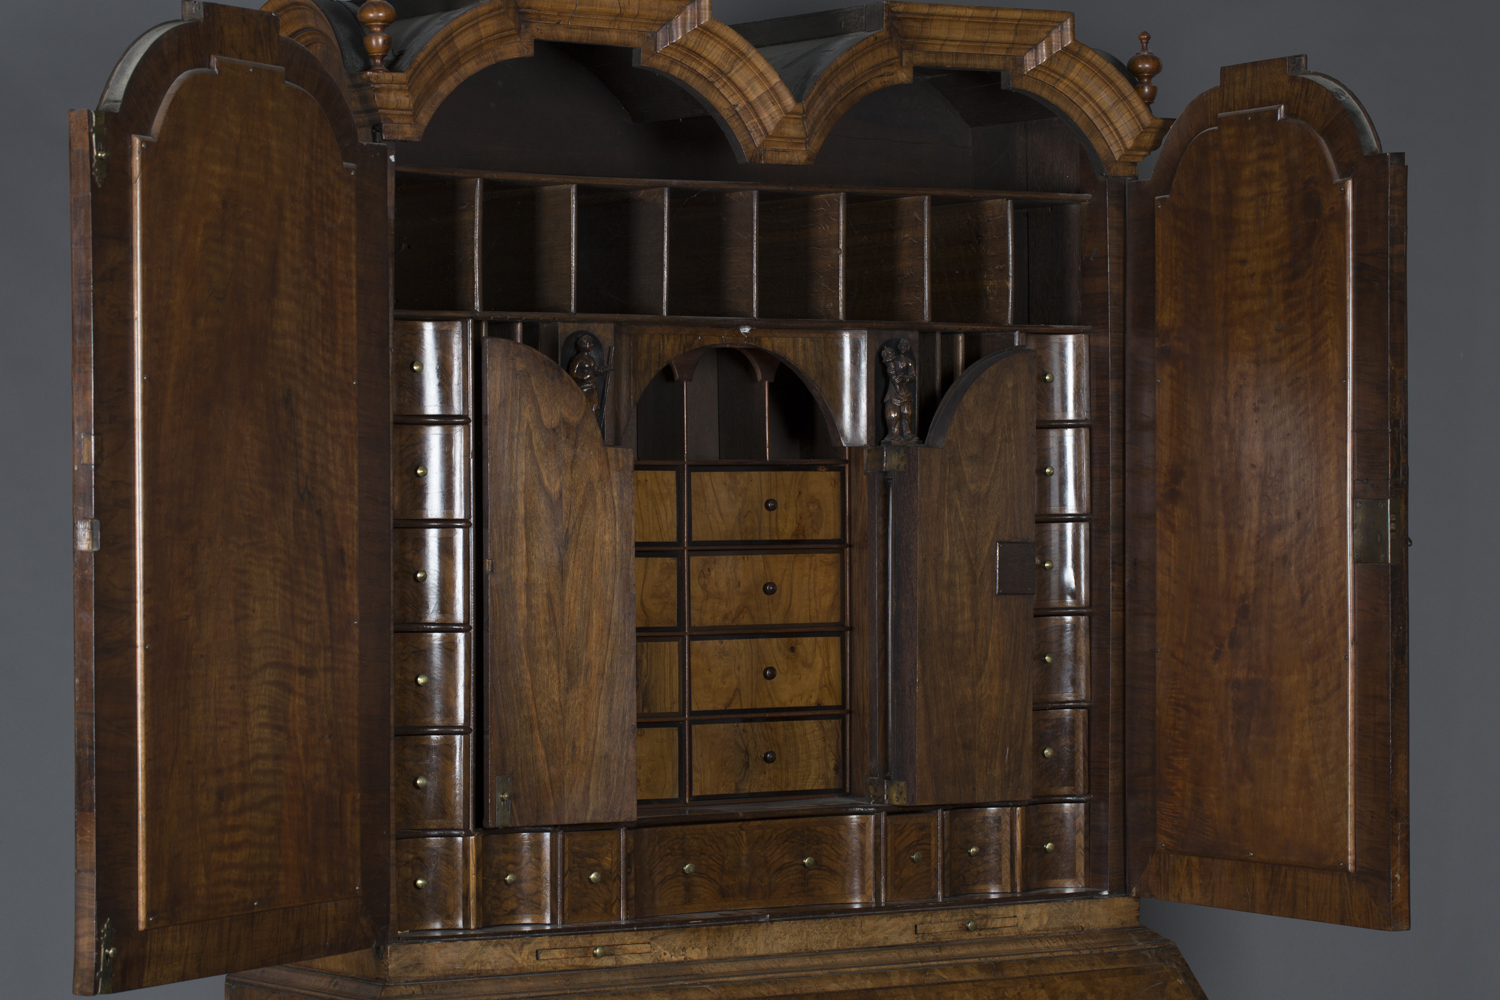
567,333,614,430
880,338,919,446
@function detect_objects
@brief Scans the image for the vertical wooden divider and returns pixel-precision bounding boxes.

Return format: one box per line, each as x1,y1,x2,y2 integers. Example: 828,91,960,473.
535,184,577,313
724,190,758,318
456,178,482,311
633,189,669,316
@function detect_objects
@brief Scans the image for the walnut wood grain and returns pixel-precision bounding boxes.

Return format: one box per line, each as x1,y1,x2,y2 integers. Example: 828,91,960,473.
689,635,841,711
1033,710,1088,798
393,528,468,624
690,470,842,542
945,808,1019,896
395,837,467,932
393,319,468,416
666,188,757,317
637,727,681,801
885,813,940,903
1032,616,1088,706
930,197,1013,325
562,830,624,924
1022,803,1086,890
689,552,843,627
636,640,681,714
690,719,843,797
635,469,679,543
846,195,930,323
1036,428,1088,516
485,338,635,827
394,633,469,729
477,831,553,926
393,424,468,520
578,186,669,315
636,556,681,629
629,815,875,918
1034,522,1086,610
1028,333,1089,421
758,192,845,320
481,182,579,313
393,735,467,831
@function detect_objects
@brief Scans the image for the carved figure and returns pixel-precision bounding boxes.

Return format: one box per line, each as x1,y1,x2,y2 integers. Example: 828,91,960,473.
567,333,613,430
880,338,919,445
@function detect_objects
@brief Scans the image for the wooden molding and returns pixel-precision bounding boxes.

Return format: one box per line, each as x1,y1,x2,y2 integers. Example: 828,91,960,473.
264,0,1170,173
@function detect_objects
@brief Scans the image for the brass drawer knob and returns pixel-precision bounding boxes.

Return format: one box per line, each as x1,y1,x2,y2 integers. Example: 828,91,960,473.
1043,654,1053,664
504,873,518,886
411,360,424,372
1041,560,1054,570
763,666,777,680
802,856,815,868
592,946,607,959
414,570,428,582
762,751,777,764
763,582,777,596
413,878,428,889
967,846,980,856
1042,371,1054,383
415,673,430,686
965,920,979,932
1042,466,1055,476
1042,747,1055,759
764,498,778,511
415,465,428,478
1043,842,1056,854
588,871,603,884
909,851,924,863
682,863,696,875
414,776,428,789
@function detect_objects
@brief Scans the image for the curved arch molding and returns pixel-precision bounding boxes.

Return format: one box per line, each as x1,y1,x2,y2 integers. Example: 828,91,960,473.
264,0,1170,175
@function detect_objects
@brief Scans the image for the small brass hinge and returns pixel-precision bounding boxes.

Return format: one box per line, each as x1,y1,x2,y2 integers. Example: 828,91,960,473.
865,778,907,805
1352,498,1392,564
76,519,101,552
88,112,107,187
494,775,512,827
96,918,116,994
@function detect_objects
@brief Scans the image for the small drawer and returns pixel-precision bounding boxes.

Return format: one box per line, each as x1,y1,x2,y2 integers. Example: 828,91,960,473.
1036,428,1089,516
1022,802,1086,889
1030,333,1088,421
1033,709,1088,797
1035,522,1087,609
690,719,843,797
945,807,1018,896
636,639,681,714
689,552,843,627
635,556,680,629
690,635,841,711
393,424,468,520
394,734,467,830
629,815,875,918
394,320,468,416
395,633,469,728
637,725,681,801
562,829,622,924
394,528,468,624
1033,616,1089,705
478,831,553,926
635,469,679,543
395,836,468,931
690,469,843,542
885,813,939,902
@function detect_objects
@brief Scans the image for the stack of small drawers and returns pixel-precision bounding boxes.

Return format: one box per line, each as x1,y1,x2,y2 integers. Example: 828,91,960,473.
1026,332,1092,889
390,319,475,930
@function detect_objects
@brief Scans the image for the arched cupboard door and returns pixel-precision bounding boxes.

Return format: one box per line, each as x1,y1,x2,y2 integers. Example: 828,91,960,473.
70,4,390,992
1125,56,1408,930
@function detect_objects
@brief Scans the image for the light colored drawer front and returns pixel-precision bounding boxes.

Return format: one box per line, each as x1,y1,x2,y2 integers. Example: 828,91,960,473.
394,424,468,520
394,320,467,416
691,470,842,542
690,719,843,797
394,632,468,728
394,528,467,624
1030,333,1088,421
1036,427,1089,516
690,635,841,711
636,640,681,714
637,726,681,801
635,556,680,629
1035,522,1087,610
635,469,678,543
689,552,843,627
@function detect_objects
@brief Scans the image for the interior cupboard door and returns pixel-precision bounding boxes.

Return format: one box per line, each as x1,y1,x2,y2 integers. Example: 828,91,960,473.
484,338,637,827
890,348,1037,805
1126,57,1408,929
71,5,389,992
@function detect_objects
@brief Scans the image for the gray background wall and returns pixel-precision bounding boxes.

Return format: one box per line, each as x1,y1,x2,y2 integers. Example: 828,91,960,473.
4,1,1492,996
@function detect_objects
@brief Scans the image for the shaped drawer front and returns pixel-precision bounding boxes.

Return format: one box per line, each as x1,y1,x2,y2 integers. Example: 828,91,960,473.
690,718,843,796
1036,428,1089,516
885,812,940,902
689,552,843,627
629,815,875,917
1035,522,1087,609
1033,709,1088,797
690,470,843,541
690,635,841,710
394,734,467,831
395,836,468,931
394,528,468,624
945,807,1019,896
395,632,469,728
1033,615,1089,705
393,424,468,520
1022,802,1086,889
561,830,623,924
394,319,467,416
478,831,553,926
1029,332,1088,421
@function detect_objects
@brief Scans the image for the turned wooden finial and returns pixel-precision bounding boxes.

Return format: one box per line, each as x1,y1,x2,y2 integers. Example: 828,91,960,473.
1127,31,1162,106
358,1,397,71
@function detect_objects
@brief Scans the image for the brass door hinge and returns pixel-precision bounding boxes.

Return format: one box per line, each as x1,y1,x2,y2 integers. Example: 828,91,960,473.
76,519,101,552
88,112,107,187
96,918,116,994
866,777,907,805
1353,498,1393,564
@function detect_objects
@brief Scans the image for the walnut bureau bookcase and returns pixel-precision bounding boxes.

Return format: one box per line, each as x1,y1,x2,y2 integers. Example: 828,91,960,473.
69,2,1409,997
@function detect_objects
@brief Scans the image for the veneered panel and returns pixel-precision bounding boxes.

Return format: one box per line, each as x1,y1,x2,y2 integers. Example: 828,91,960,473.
690,635,841,711
636,726,681,801
634,469,678,543
1155,107,1351,872
635,556,680,628
485,338,635,827
689,552,844,627
691,469,843,541
690,719,844,796
635,639,681,714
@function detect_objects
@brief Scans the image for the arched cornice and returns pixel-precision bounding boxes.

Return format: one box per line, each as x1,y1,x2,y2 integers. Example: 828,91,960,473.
265,0,1170,174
